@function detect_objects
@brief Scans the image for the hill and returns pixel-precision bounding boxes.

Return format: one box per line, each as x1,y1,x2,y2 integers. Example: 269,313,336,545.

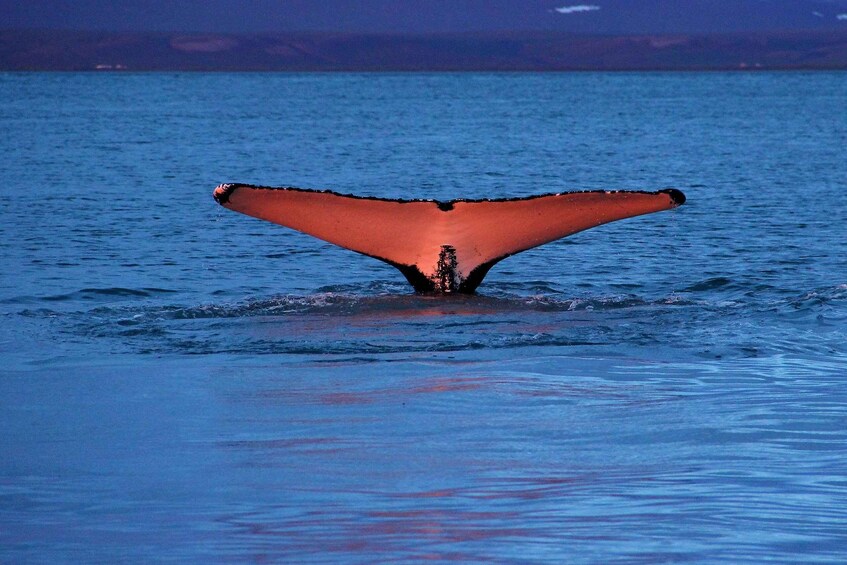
2,29,847,71
3,0,847,35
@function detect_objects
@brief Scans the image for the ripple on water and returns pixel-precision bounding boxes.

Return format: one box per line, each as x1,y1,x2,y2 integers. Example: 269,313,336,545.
7,282,847,361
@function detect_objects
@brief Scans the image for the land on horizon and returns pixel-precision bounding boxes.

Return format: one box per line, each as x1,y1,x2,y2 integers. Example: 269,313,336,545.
5,0,847,35
3,29,847,71
4,0,847,71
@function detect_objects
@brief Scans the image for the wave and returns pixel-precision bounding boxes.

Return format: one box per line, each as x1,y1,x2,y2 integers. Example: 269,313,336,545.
4,287,179,304
8,282,847,359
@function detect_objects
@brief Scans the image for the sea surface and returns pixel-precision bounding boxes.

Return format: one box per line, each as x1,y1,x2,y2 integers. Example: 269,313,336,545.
1,72,846,563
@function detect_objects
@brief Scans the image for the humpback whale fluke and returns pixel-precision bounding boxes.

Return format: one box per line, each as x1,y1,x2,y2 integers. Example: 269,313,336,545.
213,183,685,294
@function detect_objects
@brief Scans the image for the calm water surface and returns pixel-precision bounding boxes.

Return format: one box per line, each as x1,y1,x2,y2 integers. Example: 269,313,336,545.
1,72,846,562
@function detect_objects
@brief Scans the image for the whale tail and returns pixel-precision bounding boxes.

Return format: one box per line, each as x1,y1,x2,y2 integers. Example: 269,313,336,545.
213,183,685,293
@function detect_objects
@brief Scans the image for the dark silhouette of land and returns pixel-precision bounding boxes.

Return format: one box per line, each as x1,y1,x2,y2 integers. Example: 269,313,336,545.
5,0,847,35
2,29,847,71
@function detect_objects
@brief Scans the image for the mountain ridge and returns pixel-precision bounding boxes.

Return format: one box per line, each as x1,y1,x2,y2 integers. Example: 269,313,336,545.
3,0,847,35
3,29,847,71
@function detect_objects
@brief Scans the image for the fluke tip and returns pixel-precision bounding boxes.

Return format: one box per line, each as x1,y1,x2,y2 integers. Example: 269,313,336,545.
213,183,239,205
660,188,686,206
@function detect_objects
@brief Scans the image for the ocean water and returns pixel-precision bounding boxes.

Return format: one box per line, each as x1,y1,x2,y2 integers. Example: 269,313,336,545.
1,72,846,562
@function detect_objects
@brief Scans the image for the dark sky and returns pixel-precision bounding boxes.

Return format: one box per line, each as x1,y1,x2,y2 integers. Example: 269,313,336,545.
3,0,847,34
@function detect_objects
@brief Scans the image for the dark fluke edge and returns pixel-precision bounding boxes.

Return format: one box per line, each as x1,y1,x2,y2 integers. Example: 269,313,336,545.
213,183,685,294
660,188,686,206
214,183,686,209
213,183,239,205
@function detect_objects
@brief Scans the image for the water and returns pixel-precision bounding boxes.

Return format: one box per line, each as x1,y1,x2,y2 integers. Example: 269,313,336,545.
1,72,846,562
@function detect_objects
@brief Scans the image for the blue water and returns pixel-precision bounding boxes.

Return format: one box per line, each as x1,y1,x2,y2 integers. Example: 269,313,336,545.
2,72,846,562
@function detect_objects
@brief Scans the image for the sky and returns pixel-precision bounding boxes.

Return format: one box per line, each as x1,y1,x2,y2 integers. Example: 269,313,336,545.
3,0,847,34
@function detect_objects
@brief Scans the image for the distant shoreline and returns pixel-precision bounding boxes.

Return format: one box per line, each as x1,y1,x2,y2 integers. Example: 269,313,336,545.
3,29,847,71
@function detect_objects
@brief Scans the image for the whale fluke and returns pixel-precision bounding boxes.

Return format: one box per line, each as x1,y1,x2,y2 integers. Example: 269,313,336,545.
213,183,685,293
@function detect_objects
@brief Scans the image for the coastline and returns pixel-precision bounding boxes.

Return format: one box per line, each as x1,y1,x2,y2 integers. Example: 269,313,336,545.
3,28,847,71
